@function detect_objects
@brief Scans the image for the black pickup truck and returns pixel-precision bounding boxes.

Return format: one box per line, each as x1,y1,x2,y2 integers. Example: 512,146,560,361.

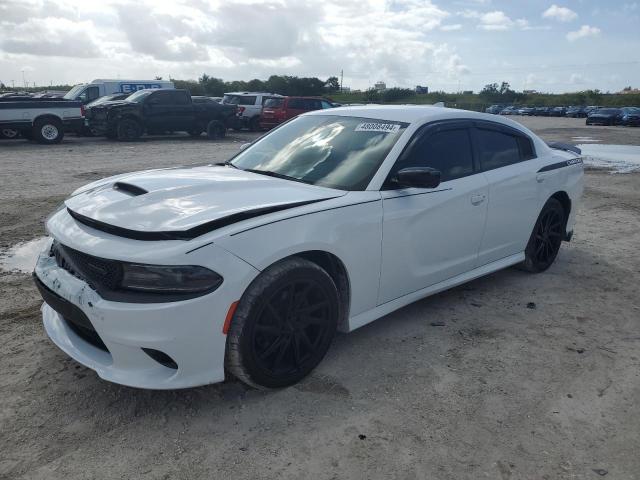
86,89,238,140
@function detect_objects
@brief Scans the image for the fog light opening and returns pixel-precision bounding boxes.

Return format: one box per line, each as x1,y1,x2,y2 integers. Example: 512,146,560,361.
142,348,178,370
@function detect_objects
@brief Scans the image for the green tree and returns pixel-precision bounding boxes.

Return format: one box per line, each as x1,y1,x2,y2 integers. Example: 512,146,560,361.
325,76,340,92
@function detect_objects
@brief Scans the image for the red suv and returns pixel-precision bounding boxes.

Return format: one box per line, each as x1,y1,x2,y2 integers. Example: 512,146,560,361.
260,96,335,129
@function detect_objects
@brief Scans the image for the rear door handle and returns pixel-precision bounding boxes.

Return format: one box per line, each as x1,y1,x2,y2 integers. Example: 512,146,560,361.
470,194,486,205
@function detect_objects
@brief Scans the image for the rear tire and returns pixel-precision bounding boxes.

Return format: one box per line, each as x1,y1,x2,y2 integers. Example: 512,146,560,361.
225,257,339,389
249,116,261,132
518,198,565,273
1,128,19,139
116,118,142,141
33,117,64,144
206,120,226,140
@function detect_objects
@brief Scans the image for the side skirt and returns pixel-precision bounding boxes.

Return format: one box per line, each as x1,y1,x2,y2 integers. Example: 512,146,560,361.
347,252,525,332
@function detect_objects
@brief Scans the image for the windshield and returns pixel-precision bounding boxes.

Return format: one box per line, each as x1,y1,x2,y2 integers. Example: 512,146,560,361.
87,95,120,107
230,115,408,190
594,109,620,114
63,85,85,100
126,90,154,103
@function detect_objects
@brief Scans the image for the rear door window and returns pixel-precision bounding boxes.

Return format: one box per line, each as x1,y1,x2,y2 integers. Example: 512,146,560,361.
474,129,521,171
474,126,536,170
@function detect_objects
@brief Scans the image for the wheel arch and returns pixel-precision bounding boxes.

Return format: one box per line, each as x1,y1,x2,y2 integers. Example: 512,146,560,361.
32,113,63,126
549,190,571,237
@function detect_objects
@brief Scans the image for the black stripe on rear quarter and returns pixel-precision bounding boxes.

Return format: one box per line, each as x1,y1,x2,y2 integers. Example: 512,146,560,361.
67,198,335,241
538,158,583,173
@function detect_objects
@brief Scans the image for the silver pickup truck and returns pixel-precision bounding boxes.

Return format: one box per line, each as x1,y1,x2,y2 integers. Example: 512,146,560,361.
0,99,84,144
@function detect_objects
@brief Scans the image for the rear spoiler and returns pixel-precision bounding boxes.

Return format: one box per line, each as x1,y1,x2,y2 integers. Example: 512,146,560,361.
547,142,581,155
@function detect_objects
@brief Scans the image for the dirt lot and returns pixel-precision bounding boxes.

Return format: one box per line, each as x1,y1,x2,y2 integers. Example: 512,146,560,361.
1,117,639,480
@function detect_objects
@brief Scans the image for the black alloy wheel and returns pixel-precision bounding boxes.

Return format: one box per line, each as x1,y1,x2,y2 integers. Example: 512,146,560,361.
251,280,332,377
519,198,565,273
225,257,339,389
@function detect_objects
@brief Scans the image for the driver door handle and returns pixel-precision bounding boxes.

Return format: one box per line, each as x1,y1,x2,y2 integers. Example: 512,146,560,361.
470,194,486,205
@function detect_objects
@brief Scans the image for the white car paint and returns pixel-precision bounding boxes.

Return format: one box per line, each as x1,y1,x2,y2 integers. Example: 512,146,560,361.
34,105,584,389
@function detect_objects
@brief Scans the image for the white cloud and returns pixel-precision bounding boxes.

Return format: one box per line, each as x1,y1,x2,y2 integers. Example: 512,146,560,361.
542,5,578,22
440,24,463,31
566,25,601,41
569,73,586,84
471,10,528,30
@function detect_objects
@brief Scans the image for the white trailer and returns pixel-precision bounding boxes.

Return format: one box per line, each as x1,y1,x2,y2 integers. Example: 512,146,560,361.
63,79,175,104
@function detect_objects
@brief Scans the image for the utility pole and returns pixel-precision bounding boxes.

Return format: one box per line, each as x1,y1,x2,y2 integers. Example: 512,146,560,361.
11,80,15,88
340,69,343,93
22,70,26,89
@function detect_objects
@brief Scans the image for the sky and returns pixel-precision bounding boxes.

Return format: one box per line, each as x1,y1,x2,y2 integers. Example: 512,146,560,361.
0,0,638,93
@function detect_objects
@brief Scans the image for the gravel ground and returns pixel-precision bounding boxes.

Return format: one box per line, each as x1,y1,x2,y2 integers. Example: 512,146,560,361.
1,117,639,480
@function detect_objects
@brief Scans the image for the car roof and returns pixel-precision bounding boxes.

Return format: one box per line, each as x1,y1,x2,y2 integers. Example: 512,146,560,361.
224,92,284,96
303,104,530,126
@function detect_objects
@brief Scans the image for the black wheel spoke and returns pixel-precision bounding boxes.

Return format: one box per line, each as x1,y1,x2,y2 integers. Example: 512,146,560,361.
251,277,333,378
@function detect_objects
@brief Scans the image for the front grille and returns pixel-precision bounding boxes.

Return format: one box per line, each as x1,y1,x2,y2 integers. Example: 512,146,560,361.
51,241,122,291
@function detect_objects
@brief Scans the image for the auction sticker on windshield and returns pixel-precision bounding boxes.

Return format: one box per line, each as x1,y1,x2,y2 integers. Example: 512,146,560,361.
355,122,401,133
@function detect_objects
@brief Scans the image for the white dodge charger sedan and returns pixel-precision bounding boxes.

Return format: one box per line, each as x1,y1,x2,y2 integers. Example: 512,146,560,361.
34,106,583,389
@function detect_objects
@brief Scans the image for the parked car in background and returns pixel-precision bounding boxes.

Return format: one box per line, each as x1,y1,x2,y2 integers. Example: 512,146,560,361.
518,106,536,116
499,106,518,115
534,107,552,116
586,108,623,126
619,107,640,126
485,104,506,114
565,106,587,118
63,79,175,104
549,106,567,117
260,96,335,129
86,89,237,140
33,105,584,389
222,92,284,131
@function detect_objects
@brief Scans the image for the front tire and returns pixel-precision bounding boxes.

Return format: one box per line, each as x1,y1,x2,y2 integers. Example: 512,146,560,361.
225,257,339,389
33,118,64,144
519,198,565,273
116,118,142,141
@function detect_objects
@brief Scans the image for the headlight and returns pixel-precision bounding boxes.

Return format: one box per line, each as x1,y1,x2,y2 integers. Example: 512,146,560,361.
120,264,223,294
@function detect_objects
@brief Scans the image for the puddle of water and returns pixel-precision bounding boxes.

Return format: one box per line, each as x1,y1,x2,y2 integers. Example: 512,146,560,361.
578,144,640,173
571,136,602,143
0,237,49,274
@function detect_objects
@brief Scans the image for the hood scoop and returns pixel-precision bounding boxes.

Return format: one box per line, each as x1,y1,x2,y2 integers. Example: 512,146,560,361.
113,182,147,196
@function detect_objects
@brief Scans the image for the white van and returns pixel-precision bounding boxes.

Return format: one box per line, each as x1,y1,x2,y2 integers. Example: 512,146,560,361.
63,79,175,104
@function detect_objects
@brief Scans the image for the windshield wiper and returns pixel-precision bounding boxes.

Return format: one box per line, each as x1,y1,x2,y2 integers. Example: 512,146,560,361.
243,168,308,184
213,161,238,169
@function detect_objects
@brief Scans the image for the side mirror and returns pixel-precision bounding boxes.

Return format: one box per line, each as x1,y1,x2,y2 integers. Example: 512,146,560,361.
394,167,441,189
239,142,251,151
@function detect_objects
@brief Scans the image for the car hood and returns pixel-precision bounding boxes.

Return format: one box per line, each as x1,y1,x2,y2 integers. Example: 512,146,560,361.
65,165,345,240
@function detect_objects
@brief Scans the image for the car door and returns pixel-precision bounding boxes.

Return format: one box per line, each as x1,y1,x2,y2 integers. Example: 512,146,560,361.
378,121,489,305
144,91,173,131
285,98,307,120
167,90,195,130
472,122,540,265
